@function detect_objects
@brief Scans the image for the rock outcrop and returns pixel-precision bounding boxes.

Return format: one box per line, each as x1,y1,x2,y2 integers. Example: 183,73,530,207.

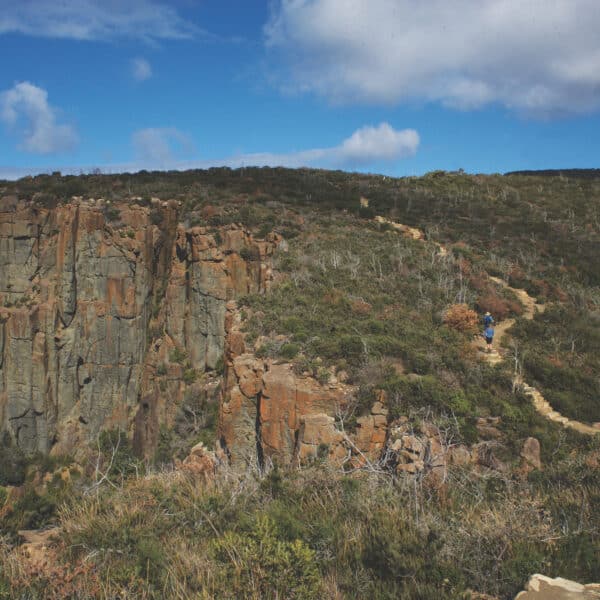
515,574,600,599
387,419,449,480
0,196,279,457
219,354,356,467
217,300,525,473
520,437,542,472
218,302,357,468
178,441,219,482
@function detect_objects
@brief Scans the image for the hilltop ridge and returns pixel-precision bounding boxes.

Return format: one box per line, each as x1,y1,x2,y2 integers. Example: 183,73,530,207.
0,167,599,599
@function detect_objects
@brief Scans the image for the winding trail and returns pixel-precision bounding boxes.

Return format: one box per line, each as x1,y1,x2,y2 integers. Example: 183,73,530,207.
482,277,598,435
375,216,599,436
476,275,545,367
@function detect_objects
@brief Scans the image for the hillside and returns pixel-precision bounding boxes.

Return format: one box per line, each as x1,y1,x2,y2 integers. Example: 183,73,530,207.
0,167,599,599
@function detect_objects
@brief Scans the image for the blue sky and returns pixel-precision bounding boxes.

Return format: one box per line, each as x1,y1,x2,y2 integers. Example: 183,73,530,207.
1,0,599,179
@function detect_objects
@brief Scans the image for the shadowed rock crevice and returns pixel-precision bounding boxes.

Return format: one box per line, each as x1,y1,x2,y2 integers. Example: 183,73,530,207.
255,391,265,471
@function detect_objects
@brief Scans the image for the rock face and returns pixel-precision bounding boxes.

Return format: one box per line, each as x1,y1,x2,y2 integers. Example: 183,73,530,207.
220,353,356,467
515,574,600,599
218,302,357,468
0,197,279,457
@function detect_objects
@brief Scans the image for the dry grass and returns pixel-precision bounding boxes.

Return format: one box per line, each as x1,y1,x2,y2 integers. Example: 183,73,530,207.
1,451,599,599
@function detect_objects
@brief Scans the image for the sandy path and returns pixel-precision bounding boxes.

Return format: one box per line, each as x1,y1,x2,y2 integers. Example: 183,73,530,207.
484,277,598,435
376,216,599,436
475,276,545,366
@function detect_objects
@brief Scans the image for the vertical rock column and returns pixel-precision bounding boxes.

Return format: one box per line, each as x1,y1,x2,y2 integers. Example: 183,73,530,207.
0,199,177,456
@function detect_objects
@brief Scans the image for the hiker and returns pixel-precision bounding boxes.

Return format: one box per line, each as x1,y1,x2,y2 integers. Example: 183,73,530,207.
483,311,494,328
483,325,495,352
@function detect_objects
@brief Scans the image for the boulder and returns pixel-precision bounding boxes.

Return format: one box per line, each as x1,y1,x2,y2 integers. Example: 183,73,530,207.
397,460,424,474
448,444,472,466
233,356,264,398
401,434,425,457
520,437,542,470
515,574,600,599
180,442,217,481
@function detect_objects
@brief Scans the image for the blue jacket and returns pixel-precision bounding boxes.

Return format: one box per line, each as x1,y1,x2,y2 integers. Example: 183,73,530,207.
484,326,495,339
484,315,494,327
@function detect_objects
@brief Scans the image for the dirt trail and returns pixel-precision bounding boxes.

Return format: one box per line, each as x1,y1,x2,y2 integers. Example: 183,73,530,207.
375,215,449,256
484,277,598,435
476,276,545,367
376,216,599,436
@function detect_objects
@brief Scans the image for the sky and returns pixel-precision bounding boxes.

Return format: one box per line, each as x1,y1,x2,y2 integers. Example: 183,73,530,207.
1,0,600,180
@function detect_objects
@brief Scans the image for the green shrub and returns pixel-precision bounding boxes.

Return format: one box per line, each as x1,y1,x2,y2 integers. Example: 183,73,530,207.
257,223,274,238
315,367,330,385
183,368,197,384
239,246,260,261
281,316,303,334
280,343,300,360
211,515,322,599
0,444,26,486
362,512,447,586
214,354,225,375
338,335,363,360
98,429,144,480
170,347,187,364
10,490,57,530
104,206,120,221
0,576,11,599
136,535,167,588
256,341,278,359
153,426,174,466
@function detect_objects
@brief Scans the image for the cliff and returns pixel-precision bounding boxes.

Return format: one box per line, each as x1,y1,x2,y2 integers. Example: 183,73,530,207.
0,195,279,458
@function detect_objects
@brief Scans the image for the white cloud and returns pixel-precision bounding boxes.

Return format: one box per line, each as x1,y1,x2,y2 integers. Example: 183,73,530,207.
133,122,418,170
130,122,417,170
132,127,195,164
0,82,78,154
131,58,152,82
337,123,419,165
0,0,198,42
265,0,600,115
1,122,418,178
